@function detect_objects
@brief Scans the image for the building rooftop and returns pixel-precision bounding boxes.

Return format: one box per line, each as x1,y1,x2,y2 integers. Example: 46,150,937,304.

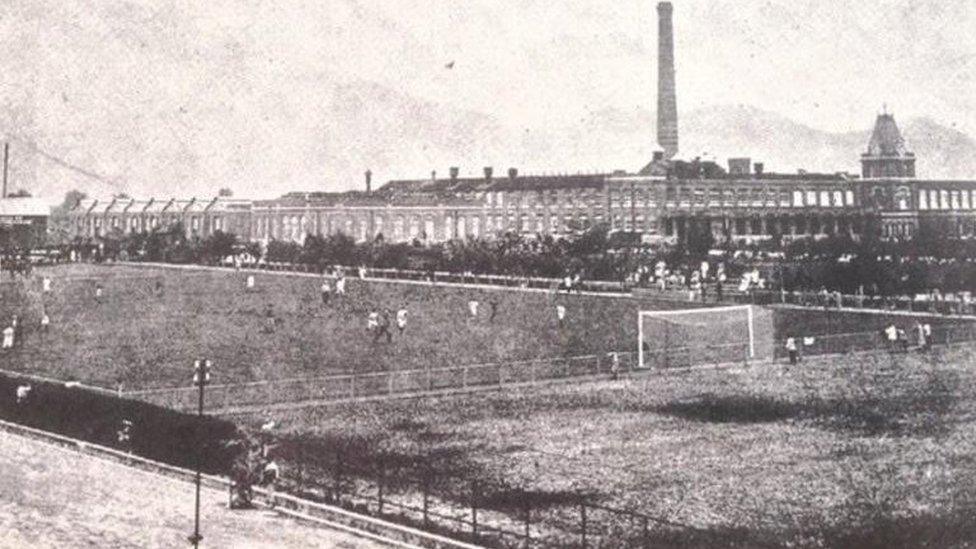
382,173,609,194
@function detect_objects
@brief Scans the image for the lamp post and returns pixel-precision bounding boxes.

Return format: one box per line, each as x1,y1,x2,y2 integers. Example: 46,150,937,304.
188,359,212,548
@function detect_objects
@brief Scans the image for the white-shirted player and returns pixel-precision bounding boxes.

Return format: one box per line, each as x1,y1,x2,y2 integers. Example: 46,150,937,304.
396,308,408,334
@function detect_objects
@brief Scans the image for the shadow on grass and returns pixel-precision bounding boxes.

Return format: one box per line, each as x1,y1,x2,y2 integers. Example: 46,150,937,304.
650,374,959,438
653,394,798,424
641,508,976,549
820,509,976,549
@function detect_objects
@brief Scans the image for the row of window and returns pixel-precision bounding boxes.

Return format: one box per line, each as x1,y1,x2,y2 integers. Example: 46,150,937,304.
486,186,867,210
918,189,976,211
484,189,603,209
252,209,610,243
658,188,856,209
664,216,861,237
80,215,223,235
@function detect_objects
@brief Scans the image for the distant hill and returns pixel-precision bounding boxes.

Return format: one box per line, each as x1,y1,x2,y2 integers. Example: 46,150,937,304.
5,95,975,202
678,104,976,179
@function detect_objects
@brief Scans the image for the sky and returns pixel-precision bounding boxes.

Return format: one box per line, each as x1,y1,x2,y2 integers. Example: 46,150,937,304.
1,0,974,199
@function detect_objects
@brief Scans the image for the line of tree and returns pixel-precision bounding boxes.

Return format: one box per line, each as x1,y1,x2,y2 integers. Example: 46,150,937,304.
79,220,673,281
75,221,976,294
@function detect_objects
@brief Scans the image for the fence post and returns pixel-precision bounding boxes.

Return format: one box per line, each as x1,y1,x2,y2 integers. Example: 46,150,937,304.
471,481,479,541
333,448,343,503
377,456,384,516
642,516,650,549
296,444,305,493
422,468,430,529
580,499,588,549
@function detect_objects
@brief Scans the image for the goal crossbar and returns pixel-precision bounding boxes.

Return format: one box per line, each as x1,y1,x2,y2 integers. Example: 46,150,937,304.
638,305,755,368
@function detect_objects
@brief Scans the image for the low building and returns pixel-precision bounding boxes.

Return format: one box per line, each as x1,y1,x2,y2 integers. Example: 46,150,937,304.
69,196,252,241
0,197,50,249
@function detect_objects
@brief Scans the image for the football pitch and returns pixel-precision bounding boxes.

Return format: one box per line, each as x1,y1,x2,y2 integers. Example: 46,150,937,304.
0,263,701,390
2,263,964,393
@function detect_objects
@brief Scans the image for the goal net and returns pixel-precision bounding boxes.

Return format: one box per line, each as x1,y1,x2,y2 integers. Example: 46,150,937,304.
638,305,760,369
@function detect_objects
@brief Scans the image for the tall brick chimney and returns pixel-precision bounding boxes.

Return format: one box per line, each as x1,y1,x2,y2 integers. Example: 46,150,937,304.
657,2,679,160
365,169,372,193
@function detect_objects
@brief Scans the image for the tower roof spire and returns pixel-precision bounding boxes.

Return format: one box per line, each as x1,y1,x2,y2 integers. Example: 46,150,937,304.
867,110,909,157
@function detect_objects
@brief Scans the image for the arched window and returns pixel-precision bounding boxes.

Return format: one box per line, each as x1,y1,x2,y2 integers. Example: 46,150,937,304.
894,187,911,211
374,215,385,238
394,216,405,241
408,216,420,240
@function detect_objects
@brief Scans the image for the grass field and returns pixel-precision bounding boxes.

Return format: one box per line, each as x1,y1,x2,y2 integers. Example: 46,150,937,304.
3,263,976,547
246,345,976,548
2,263,968,392
0,430,377,549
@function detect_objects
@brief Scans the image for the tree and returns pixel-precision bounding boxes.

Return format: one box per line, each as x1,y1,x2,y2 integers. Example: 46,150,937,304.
7,189,32,198
48,189,88,245
218,188,234,197
684,217,715,258
200,231,236,264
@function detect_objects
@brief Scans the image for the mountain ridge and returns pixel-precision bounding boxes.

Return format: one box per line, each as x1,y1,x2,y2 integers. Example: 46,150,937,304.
4,96,975,201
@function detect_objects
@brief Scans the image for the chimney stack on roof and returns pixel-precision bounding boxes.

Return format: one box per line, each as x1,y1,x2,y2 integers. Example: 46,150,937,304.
657,2,679,160
364,169,372,193
508,167,518,180
483,166,493,181
431,170,437,183
449,166,459,182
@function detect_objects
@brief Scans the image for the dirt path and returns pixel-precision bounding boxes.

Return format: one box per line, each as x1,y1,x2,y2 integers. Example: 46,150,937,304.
0,430,382,549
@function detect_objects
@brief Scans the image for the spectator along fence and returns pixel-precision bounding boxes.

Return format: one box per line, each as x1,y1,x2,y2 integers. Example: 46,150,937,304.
218,260,976,315
122,259,976,316
121,319,976,413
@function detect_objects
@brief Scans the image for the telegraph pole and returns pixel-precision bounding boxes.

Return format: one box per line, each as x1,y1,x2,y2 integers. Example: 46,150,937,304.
188,359,212,548
2,142,9,199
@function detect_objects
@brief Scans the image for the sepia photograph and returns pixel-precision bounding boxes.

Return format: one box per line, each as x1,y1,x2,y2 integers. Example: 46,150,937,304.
1,1,975,547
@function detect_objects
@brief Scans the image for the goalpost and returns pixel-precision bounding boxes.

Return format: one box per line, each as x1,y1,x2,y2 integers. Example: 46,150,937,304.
638,305,755,369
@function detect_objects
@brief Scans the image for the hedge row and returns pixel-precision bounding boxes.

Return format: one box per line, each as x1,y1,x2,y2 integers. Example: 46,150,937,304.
0,374,242,475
